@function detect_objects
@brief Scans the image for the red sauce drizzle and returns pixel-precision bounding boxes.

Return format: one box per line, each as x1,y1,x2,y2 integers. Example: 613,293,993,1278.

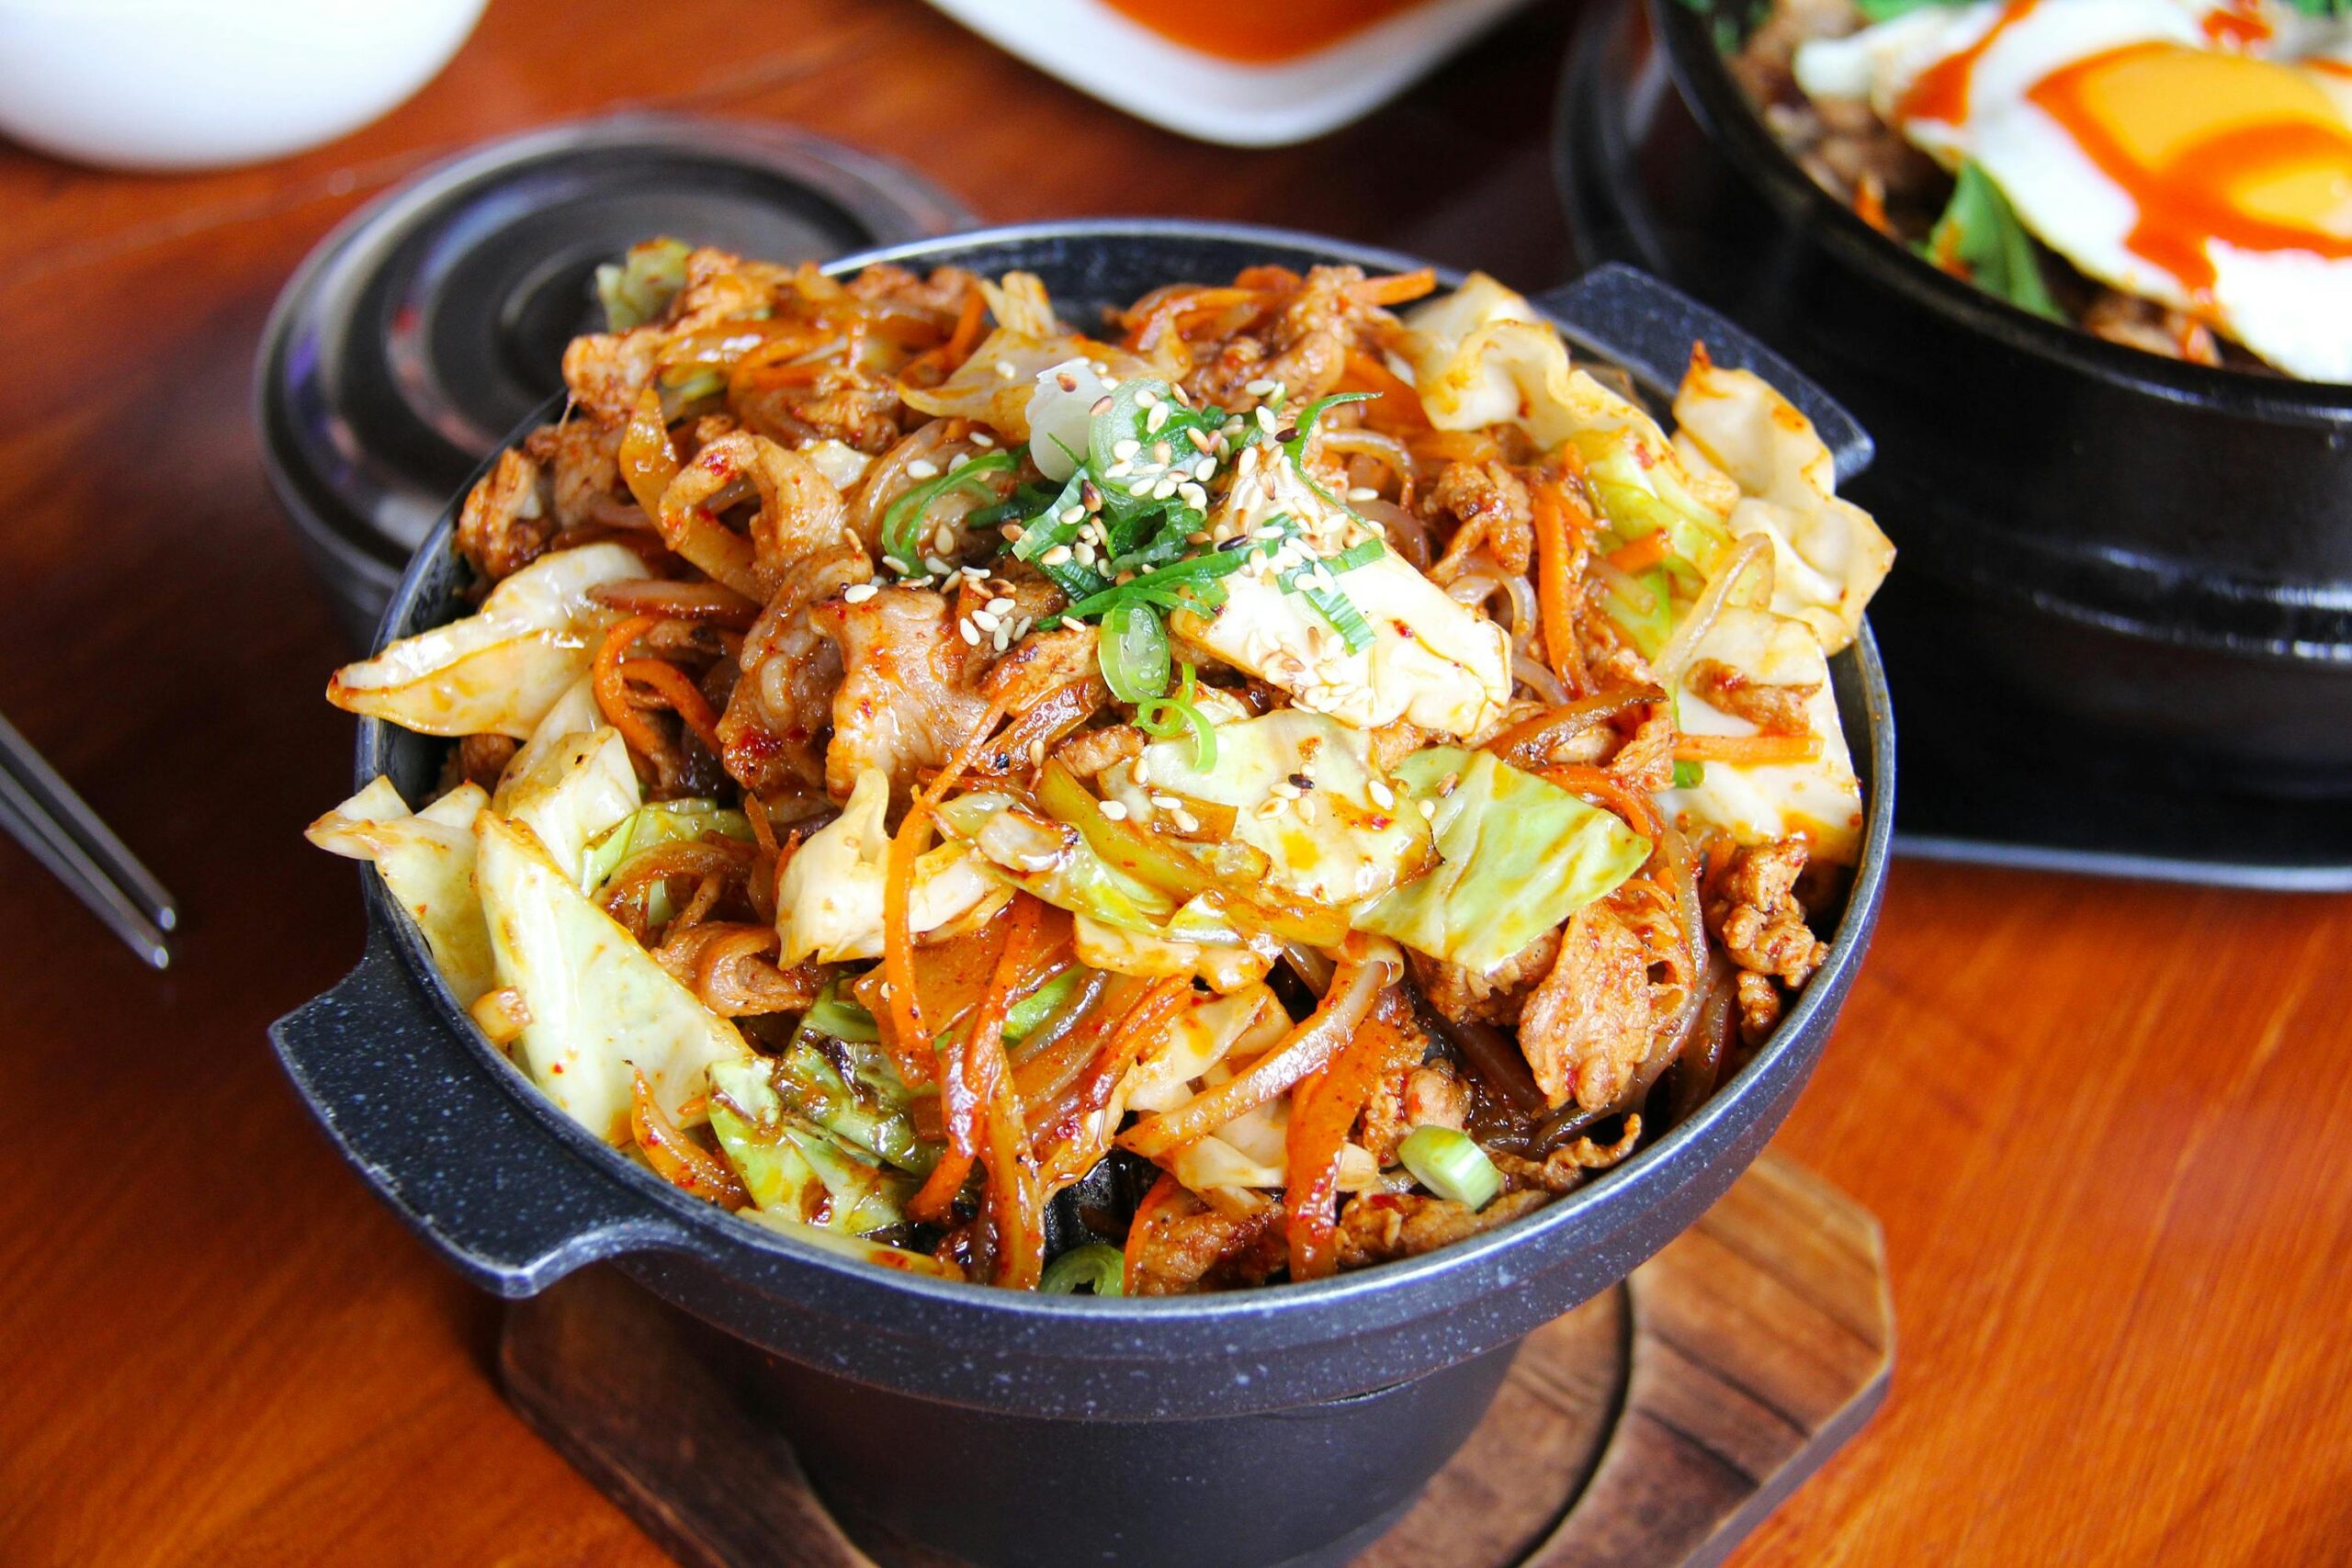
1099,0,1429,63
1896,0,2043,126
2200,0,2274,51
2026,41,2352,297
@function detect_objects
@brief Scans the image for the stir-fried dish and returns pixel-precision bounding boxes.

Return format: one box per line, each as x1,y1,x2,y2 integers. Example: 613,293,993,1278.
310,241,1893,1292
1726,0,2352,380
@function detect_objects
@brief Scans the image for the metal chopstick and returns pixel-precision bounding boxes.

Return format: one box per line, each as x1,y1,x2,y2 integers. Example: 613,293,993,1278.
0,710,175,968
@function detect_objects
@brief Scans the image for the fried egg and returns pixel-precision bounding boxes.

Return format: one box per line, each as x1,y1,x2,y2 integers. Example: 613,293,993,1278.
1797,0,2352,380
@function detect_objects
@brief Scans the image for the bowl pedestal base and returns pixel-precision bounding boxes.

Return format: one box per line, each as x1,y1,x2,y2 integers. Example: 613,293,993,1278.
497,1152,1890,1568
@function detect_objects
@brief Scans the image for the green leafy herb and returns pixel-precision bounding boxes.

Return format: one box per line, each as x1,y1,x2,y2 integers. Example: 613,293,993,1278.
1921,160,2064,322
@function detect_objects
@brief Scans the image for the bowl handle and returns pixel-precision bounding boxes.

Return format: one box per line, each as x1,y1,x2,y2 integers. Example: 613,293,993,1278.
270,932,693,1298
1535,262,1875,482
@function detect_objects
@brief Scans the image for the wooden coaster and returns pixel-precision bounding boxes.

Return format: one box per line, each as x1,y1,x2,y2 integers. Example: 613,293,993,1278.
499,1153,1891,1568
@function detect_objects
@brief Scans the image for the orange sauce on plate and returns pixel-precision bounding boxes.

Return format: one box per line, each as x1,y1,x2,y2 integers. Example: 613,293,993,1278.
1099,0,1431,63
1896,0,2041,127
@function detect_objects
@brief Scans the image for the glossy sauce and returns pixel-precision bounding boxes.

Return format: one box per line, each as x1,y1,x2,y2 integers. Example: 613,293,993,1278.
1896,0,2041,126
2027,42,2352,295
1099,0,1429,63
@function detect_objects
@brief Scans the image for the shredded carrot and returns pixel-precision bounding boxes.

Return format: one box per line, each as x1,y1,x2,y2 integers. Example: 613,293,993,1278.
1673,733,1825,766
1124,1170,1190,1296
972,897,1046,1288
910,896,1039,1234
919,691,1016,809
1853,175,1895,239
593,615,673,761
1283,994,1416,1282
880,802,936,1090
630,1070,746,1207
1532,480,1592,698
1347,268,1438,308
1032,975,1193,1192
1545,764,1668,843
1338,350,1430,433
617,657,726,757
1605,530,1670,576
943,287,988,366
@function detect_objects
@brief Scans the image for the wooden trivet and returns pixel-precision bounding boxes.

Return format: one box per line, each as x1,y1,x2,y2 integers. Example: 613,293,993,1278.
500,1153,1891,1568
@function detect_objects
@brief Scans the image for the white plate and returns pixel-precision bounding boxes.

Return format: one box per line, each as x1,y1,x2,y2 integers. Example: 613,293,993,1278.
924,0,1537,147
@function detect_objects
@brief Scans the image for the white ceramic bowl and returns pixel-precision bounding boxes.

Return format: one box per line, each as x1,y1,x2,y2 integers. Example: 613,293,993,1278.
0,0,487,171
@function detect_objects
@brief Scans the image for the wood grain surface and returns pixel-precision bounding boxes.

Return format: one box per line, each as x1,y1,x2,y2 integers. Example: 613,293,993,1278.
495,1153,1887,1568
0,3,2343,1564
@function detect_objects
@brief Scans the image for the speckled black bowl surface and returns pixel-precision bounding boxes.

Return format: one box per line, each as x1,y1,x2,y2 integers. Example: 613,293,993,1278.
271,219,1894,1568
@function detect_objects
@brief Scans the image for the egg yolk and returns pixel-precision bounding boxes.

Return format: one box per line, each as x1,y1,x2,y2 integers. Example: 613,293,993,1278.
2028,43,2352,295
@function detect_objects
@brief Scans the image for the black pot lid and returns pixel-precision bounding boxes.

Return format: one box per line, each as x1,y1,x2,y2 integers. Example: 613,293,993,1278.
258,114,970,597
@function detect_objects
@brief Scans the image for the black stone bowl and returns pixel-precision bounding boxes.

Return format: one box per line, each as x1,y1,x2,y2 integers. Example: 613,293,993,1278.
270,220,1894,1568
1561,0,2352,794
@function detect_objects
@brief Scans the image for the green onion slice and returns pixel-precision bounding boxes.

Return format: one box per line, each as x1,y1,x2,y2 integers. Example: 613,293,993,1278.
1039,1243,1125,1295
880,449,1020,567
1101,601,1172,704
1397,1125,1503,1211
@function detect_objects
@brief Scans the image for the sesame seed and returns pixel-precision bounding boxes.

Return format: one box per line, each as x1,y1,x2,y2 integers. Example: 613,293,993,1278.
1254,407,1279,434
1029,739,1046,765
1001,524,1025,544
1113,439,1141,460
1127,479,1155,499
994,359,1016,378
1153,479,1179,501
1061,504,1086,525
925,555,953,575
1101,799,1130,820
1136,389,1160,409
1221,418,1245,438
1150,795,1182,811
972,609,1002,632
1106,461,1133,479
1194,457,1217,479
1172,809,1200,833
1272,781,1301,800
883,555,911,573
1090,395,1114,416
986,596,1015,615
1244,378,1276,397
1147,402,1170,434
1347,486,1380,502
1179,483,1208,510
994,625,1012,651
1251,524,1285,541
1186,531,1211,546
1289,773,1315,791
949,452,971,472
1152,440,1171,463
1256,798,1287,819
1274,425,1298,443
1040,545,1073,566
971,432,996,448
1056,371,1078,392
842,581,878,604
1091,361,1112,378
1265,380,1286,401
1016,615,1035,638
1369,779,1396,808
959,619,981,646
1074,541,1099,566
1081,481,1103,512
963,564,989,581
1186,428,1214,453
1419,798,1437,820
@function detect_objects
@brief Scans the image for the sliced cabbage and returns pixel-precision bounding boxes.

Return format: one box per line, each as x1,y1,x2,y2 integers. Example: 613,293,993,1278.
1170,1095,1380,1194
774,997,937,1174
1669,351,1894,656
306,777,494,1006
1659,606,1866,864
1115,709,1434,908
475,814,751,1143
775,766,1003,964
733,1208,962,1278
326,543,643,738
902,330,1148,442
797,437,873,492
933,791,1176,936
1115,984,1289,1117
1024,356,1122,481
1396,275,1737,583
582,797,753,894
707,1057,914,1233
1357,749,1650,974
493,676,605,808
499,727,640,887
1070,912,1280,992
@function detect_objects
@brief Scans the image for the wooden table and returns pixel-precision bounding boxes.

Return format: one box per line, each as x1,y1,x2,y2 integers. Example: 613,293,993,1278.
2,3,2344,1562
